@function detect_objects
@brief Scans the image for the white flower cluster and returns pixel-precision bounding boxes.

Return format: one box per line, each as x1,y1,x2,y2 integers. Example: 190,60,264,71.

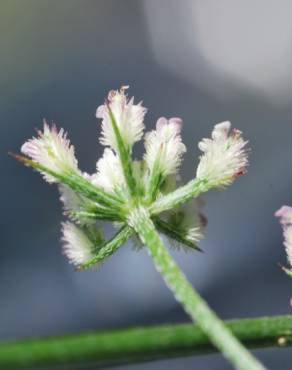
196,121,248,187
20,87,249,267
275,205,292,270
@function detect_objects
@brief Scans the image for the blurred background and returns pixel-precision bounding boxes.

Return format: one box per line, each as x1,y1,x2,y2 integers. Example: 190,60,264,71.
1,0,292,369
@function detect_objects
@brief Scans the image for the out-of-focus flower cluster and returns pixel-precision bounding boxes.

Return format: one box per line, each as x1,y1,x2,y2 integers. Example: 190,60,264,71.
275,205,292,277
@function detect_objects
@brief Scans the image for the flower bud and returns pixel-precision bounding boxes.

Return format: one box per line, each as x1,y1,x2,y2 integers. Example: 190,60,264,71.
196,121,248,187
21,121,79,183
96,86,147,151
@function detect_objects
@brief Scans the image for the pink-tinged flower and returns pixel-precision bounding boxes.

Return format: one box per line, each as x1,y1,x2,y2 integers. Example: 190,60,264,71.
275,206,292,226
144,117,186,177
275,205,292,271
61,222,103,266
90,148,126,195
96,86,147,151
196,121,248,187
21,121,79,183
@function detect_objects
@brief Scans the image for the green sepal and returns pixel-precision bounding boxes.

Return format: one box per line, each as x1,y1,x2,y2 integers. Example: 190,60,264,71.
154,217,202,252
150,177,210,215
107,106,137,197
78,225,134,270
66,210,121,223
146,157,164,203
82,224,105,254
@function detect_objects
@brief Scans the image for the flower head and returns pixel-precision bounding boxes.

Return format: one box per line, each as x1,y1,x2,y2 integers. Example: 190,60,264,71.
90,148,126,196
196,121,248,187
17,87,249,269
21,121,79,183
144,117,186,177
275,205,292,272
96,86,147,151
62,222,104,266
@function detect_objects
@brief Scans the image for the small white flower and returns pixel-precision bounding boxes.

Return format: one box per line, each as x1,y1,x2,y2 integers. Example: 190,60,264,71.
96,86,147,151
196,121,248,187
62,222,102,266
90,148,126,195
21,121,79,183
144,117,186,177
275,205,292,268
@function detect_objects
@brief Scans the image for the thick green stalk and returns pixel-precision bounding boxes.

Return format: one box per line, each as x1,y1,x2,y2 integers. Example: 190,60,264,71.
129,206,267,370
150,177,211,215
0,316,291,369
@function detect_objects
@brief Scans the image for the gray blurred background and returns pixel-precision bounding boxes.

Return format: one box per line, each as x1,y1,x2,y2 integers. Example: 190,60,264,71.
1,1,292,369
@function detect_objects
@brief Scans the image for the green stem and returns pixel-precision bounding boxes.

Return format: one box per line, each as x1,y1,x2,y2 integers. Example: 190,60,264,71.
78,225,134,270
12,154,122,209
150,178,210,215
0,316,291,370
129,206,267,370
108,107,137,196
154,217,202,251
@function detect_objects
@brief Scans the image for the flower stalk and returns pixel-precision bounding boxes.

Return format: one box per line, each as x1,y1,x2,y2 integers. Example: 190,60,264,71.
0,315,291,370
128,206,266,370
14,86,264,369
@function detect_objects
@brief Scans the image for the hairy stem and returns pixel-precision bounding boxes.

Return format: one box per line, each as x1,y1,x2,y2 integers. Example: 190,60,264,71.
108,107,137,196
150,178,211,215
12,154,122,209
78,225,134,270
129,206,267,370
0,316,290,369
154,217,202,251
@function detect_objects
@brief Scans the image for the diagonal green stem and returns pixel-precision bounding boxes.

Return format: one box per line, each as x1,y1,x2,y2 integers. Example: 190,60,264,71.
150,178,211,215
154,217,202,251
107,107,137,196
78,225,134,270
12,154,122,209
129,206,267,370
